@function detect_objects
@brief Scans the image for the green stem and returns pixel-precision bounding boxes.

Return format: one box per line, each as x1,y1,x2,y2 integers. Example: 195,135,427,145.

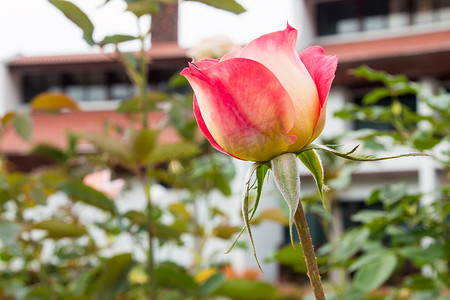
294,201,326,300
143,175,157,300
137,20,149,129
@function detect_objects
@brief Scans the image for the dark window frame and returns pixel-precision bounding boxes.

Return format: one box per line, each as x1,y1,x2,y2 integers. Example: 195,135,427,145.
315,0,449,36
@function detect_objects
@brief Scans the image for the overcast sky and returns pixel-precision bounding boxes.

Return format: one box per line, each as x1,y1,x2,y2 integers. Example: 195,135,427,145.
0,0,295,60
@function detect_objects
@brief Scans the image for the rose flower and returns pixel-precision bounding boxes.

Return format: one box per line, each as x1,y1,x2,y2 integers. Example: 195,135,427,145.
181,24,337,162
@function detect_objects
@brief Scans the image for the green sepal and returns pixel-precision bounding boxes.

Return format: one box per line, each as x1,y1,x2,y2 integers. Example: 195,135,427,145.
226,163,270,272
241,163,262,271
270,153,300,249
252,164,270,221
300,144,428,162
297,149,326,211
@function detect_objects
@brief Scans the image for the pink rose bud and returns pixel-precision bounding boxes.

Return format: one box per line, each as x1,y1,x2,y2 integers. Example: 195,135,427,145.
181,24,338,162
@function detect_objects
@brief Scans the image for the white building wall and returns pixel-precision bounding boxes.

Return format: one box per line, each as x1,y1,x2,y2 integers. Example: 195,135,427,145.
0,58,21,115
293,0,315,49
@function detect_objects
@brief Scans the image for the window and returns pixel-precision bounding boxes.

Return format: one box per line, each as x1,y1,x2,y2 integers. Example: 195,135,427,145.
23,71,133,103
23,75,63,103
316,0,450,37
65,73,108,102
317,1,359,36
354,93,417,131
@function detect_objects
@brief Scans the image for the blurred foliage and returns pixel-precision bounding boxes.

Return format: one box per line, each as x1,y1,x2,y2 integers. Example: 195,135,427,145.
0,1,304,299
4,0,450,298
272,66,449,299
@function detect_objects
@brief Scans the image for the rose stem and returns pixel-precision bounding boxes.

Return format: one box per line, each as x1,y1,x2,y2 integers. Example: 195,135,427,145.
294,200,326,300
143,175,157,300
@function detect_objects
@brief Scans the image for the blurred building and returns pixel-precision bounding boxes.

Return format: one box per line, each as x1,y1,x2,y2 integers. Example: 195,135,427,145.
0,0,449,282
295,0,449,238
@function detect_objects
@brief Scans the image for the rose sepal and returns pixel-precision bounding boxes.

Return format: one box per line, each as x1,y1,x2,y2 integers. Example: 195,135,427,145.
299,144,429,162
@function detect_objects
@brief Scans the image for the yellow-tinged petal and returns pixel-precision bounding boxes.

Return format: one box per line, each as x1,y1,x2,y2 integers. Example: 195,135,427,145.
239,24,320,151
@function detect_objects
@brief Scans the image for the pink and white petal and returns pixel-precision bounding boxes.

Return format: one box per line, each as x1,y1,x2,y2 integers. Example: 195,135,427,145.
307,101,327,145
182,58,296,161
192,58,220,69
193,95,239,159
219,45,243,62
299,46,338,109
239,24,320,151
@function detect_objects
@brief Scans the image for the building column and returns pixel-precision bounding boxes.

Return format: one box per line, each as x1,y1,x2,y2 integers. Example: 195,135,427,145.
322,86,352,140
0,59,22,115
418,77,438,206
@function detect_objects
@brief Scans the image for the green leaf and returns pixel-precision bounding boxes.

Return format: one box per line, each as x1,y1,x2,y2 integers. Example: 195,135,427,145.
29,143,67,164
411,130,441,150
425,92,450,111
145,142,200,164
168,73,188,89
349,250,386,272
0,220,21,246
116,97,140,113
252,207,288,226
32,219,87,239
328,163,359,190
186,0,245,14
48,0,95,45
30,187,47,205
154,264,197,293
198,273,225,295
126,1,160,17
26,284,52,300
1,111,15,126
404,274,438,291
354,252,397,293
362,87,391,105
214,173,232,196
214,279,278,300
124,210,148,226
271,244,307,273
379,183,408,206
93,253,134,299
351,210,385,224
30,92,80,112
212,224,241,239
270,153,300,248
297,149,326,210
83,132,134,168
352,65,410,87
127,129,158,163
12,112,32,141
363,139,388,151
333,227,371,262
98,34,138,46
0,189,9,206
61,182,117,214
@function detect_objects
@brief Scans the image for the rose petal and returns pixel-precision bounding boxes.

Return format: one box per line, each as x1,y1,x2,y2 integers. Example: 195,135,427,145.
219,45,243,62
193,95,239,159
299,46,338,109
181,58,296,161
239,24,320,151
192,58,219,69
300,46,338,143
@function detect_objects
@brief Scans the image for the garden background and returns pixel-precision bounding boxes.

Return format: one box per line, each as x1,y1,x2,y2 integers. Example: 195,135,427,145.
0,0,449,299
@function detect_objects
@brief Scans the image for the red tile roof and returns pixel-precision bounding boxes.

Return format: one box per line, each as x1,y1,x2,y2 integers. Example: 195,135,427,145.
8,42,187,67
322,29,450,63
0,110,180,155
